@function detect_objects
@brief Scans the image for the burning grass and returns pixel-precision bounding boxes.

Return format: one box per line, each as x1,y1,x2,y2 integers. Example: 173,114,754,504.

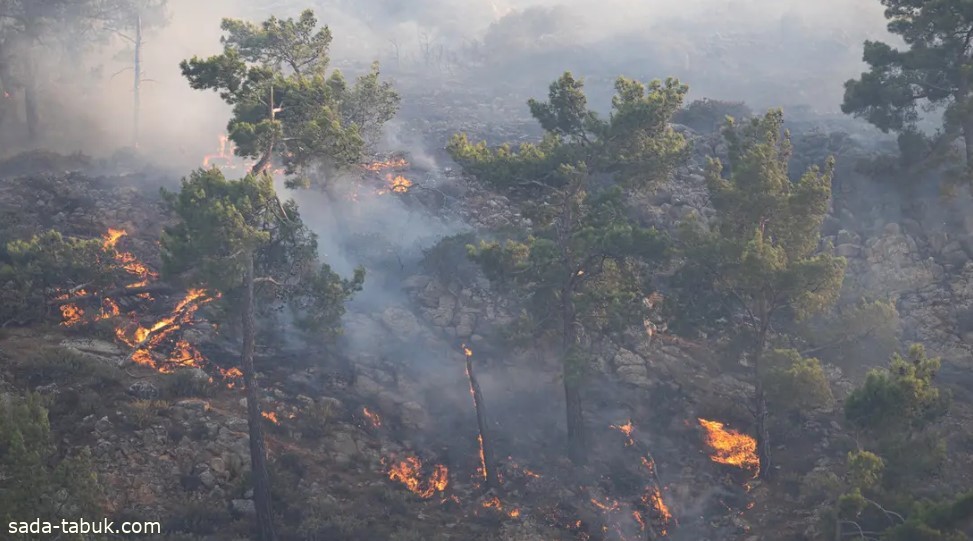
52,228,242,387
385,456,449,500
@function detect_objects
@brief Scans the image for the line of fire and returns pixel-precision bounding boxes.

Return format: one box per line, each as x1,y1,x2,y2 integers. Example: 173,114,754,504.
44,137,761,541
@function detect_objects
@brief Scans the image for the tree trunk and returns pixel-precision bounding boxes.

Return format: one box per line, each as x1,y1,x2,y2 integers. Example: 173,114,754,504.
24,70,38,142
562,296,587,464
242,254,277,541
752,323,772,480
133,13,142,148
754,383,772,480
465,355,500,490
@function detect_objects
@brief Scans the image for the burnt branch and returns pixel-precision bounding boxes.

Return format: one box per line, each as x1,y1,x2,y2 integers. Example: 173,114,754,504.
47,283,175,306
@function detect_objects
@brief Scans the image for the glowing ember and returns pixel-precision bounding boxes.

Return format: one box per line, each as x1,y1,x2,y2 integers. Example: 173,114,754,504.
483,496,502,509
610,419,635,446
262,411,279,424
363,407,382,428
480,496,521,518
590,498,620,513
386,456,449,499
476,433,488,481
641,456,655,474
698,418,759,473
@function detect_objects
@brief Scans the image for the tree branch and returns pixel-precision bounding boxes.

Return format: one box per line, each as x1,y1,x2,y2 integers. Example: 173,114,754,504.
47,283,175,306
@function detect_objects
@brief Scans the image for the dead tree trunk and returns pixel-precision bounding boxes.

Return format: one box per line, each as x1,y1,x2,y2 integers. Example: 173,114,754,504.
132,13,142,148
24,61,38,142
242,254,277,541
464,349,499,490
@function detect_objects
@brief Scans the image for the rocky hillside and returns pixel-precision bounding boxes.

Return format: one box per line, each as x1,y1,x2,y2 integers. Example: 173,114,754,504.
0,107,971,541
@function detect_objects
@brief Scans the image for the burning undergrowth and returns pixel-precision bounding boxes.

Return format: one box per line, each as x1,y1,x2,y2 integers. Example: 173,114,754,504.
53,227,241,387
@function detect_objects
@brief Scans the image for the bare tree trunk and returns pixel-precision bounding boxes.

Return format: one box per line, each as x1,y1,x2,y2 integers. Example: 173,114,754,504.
563,296,587,464
24,57,38,142
133,13,142,148
465,353,500,490
754,384,771,480
242,254,277,541
963,121,973,183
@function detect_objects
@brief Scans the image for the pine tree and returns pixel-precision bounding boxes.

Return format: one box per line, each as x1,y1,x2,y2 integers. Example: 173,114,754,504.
682,110,845,478
160,169,363,540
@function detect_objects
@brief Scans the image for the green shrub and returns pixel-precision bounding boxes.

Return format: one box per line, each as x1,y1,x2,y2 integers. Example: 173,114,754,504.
0,393,102,533
298,400,334,440
129,399,170,429
161,369,211,398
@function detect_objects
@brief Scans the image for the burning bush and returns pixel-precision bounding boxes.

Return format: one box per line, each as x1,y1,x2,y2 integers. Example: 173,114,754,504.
0,229,117,325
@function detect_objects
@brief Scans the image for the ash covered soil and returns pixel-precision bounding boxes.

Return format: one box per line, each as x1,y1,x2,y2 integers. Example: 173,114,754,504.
0,86,972,541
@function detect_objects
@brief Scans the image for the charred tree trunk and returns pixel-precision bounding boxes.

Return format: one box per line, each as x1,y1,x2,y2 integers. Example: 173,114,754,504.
563,295,587,464
242,254,277,541
465,353,500,490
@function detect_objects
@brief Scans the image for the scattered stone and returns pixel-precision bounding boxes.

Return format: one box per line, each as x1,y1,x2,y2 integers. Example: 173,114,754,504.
128,380,160,400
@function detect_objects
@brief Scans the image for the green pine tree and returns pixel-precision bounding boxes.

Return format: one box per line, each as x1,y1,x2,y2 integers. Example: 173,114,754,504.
160,169,363,541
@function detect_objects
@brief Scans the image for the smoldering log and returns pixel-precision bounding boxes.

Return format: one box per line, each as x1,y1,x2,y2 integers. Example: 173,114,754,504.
463,346,500,490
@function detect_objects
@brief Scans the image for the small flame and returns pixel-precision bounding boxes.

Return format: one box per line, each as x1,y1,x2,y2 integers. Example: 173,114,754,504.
262,411,279,424
363,157,408,172
387,174,413,193
590,498,620,512
610,419,635,446
386,456,449,499
644,487,673,526
698,418,759,473
476,433,488,481
481,496,520,518
363,407,382,428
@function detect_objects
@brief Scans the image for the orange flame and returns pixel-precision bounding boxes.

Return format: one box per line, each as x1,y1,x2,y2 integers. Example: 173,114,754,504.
386,456,449,499
201,135,285,175
644,487,673,526
103,228,158,281
262,411,279,424
476,433,488,481
363,157,408,172
481,496,520,518
363,407,382,428
610,419,635,446
698,418,759,473
590,498,620,513
115,288,216,372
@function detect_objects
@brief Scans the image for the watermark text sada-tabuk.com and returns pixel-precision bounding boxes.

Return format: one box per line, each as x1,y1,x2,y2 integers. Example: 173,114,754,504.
9,518,162,535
